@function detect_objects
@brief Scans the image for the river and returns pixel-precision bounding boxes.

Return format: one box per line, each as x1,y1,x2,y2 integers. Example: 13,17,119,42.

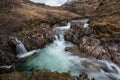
16,19,120,80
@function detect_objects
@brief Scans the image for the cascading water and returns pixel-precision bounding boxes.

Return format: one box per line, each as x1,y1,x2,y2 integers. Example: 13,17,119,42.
20,23,81,75
16,39,28,54
82,18,89,28
17,20,120,80
15,39,36,58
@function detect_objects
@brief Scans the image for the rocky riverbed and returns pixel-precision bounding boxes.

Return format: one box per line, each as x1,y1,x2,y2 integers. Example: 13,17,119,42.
64,19,120,67
63,0,120,67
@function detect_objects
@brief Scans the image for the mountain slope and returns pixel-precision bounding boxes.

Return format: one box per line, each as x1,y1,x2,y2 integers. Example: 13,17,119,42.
0,0,80,34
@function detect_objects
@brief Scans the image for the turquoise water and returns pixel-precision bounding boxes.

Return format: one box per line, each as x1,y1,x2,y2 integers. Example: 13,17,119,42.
24,39,81,75
21,23,81,76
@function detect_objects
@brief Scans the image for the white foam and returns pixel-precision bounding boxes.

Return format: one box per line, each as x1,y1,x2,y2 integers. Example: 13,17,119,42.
17,50,37,58
0,65,12,69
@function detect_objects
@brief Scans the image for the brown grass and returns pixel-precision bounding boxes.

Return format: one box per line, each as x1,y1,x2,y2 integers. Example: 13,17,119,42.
0,0,80,34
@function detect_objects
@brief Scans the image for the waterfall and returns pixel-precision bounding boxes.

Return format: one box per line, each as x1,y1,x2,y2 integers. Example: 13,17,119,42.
81,18,89,28
16,39,28,54
56,22,71,30
0,65,12,69
15,39,36,58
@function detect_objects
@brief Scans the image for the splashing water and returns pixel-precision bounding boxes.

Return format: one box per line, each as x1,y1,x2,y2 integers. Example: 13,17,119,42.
16,39,28,54
17,20,120,80
15,39,37,58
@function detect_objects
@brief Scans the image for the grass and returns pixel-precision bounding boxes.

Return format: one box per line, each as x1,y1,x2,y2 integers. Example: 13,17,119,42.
0,71,94,80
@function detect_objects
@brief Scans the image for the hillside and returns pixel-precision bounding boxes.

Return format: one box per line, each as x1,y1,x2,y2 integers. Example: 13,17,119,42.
0,0,80,34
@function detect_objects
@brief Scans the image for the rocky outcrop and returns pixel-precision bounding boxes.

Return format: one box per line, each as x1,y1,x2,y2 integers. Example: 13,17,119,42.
65,19,92,43
18,23,55,50
65,20,120,67
0,49,15,73
63,0,120,66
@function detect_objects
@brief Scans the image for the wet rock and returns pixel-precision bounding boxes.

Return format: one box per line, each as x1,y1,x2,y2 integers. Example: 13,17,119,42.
101,40,120,66
0,50,14,65
0,65,14,74
22,30,55,50
59,22,68,26
65,19,92,44
65,47,72,51
0,50,15,73
79,37,103,57
8,37,21,54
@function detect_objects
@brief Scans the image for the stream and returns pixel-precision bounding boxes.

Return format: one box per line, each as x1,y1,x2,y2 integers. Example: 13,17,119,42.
16,19,120,80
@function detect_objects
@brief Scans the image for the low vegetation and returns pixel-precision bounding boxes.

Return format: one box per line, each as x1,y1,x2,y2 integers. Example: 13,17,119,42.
0,71,94,80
